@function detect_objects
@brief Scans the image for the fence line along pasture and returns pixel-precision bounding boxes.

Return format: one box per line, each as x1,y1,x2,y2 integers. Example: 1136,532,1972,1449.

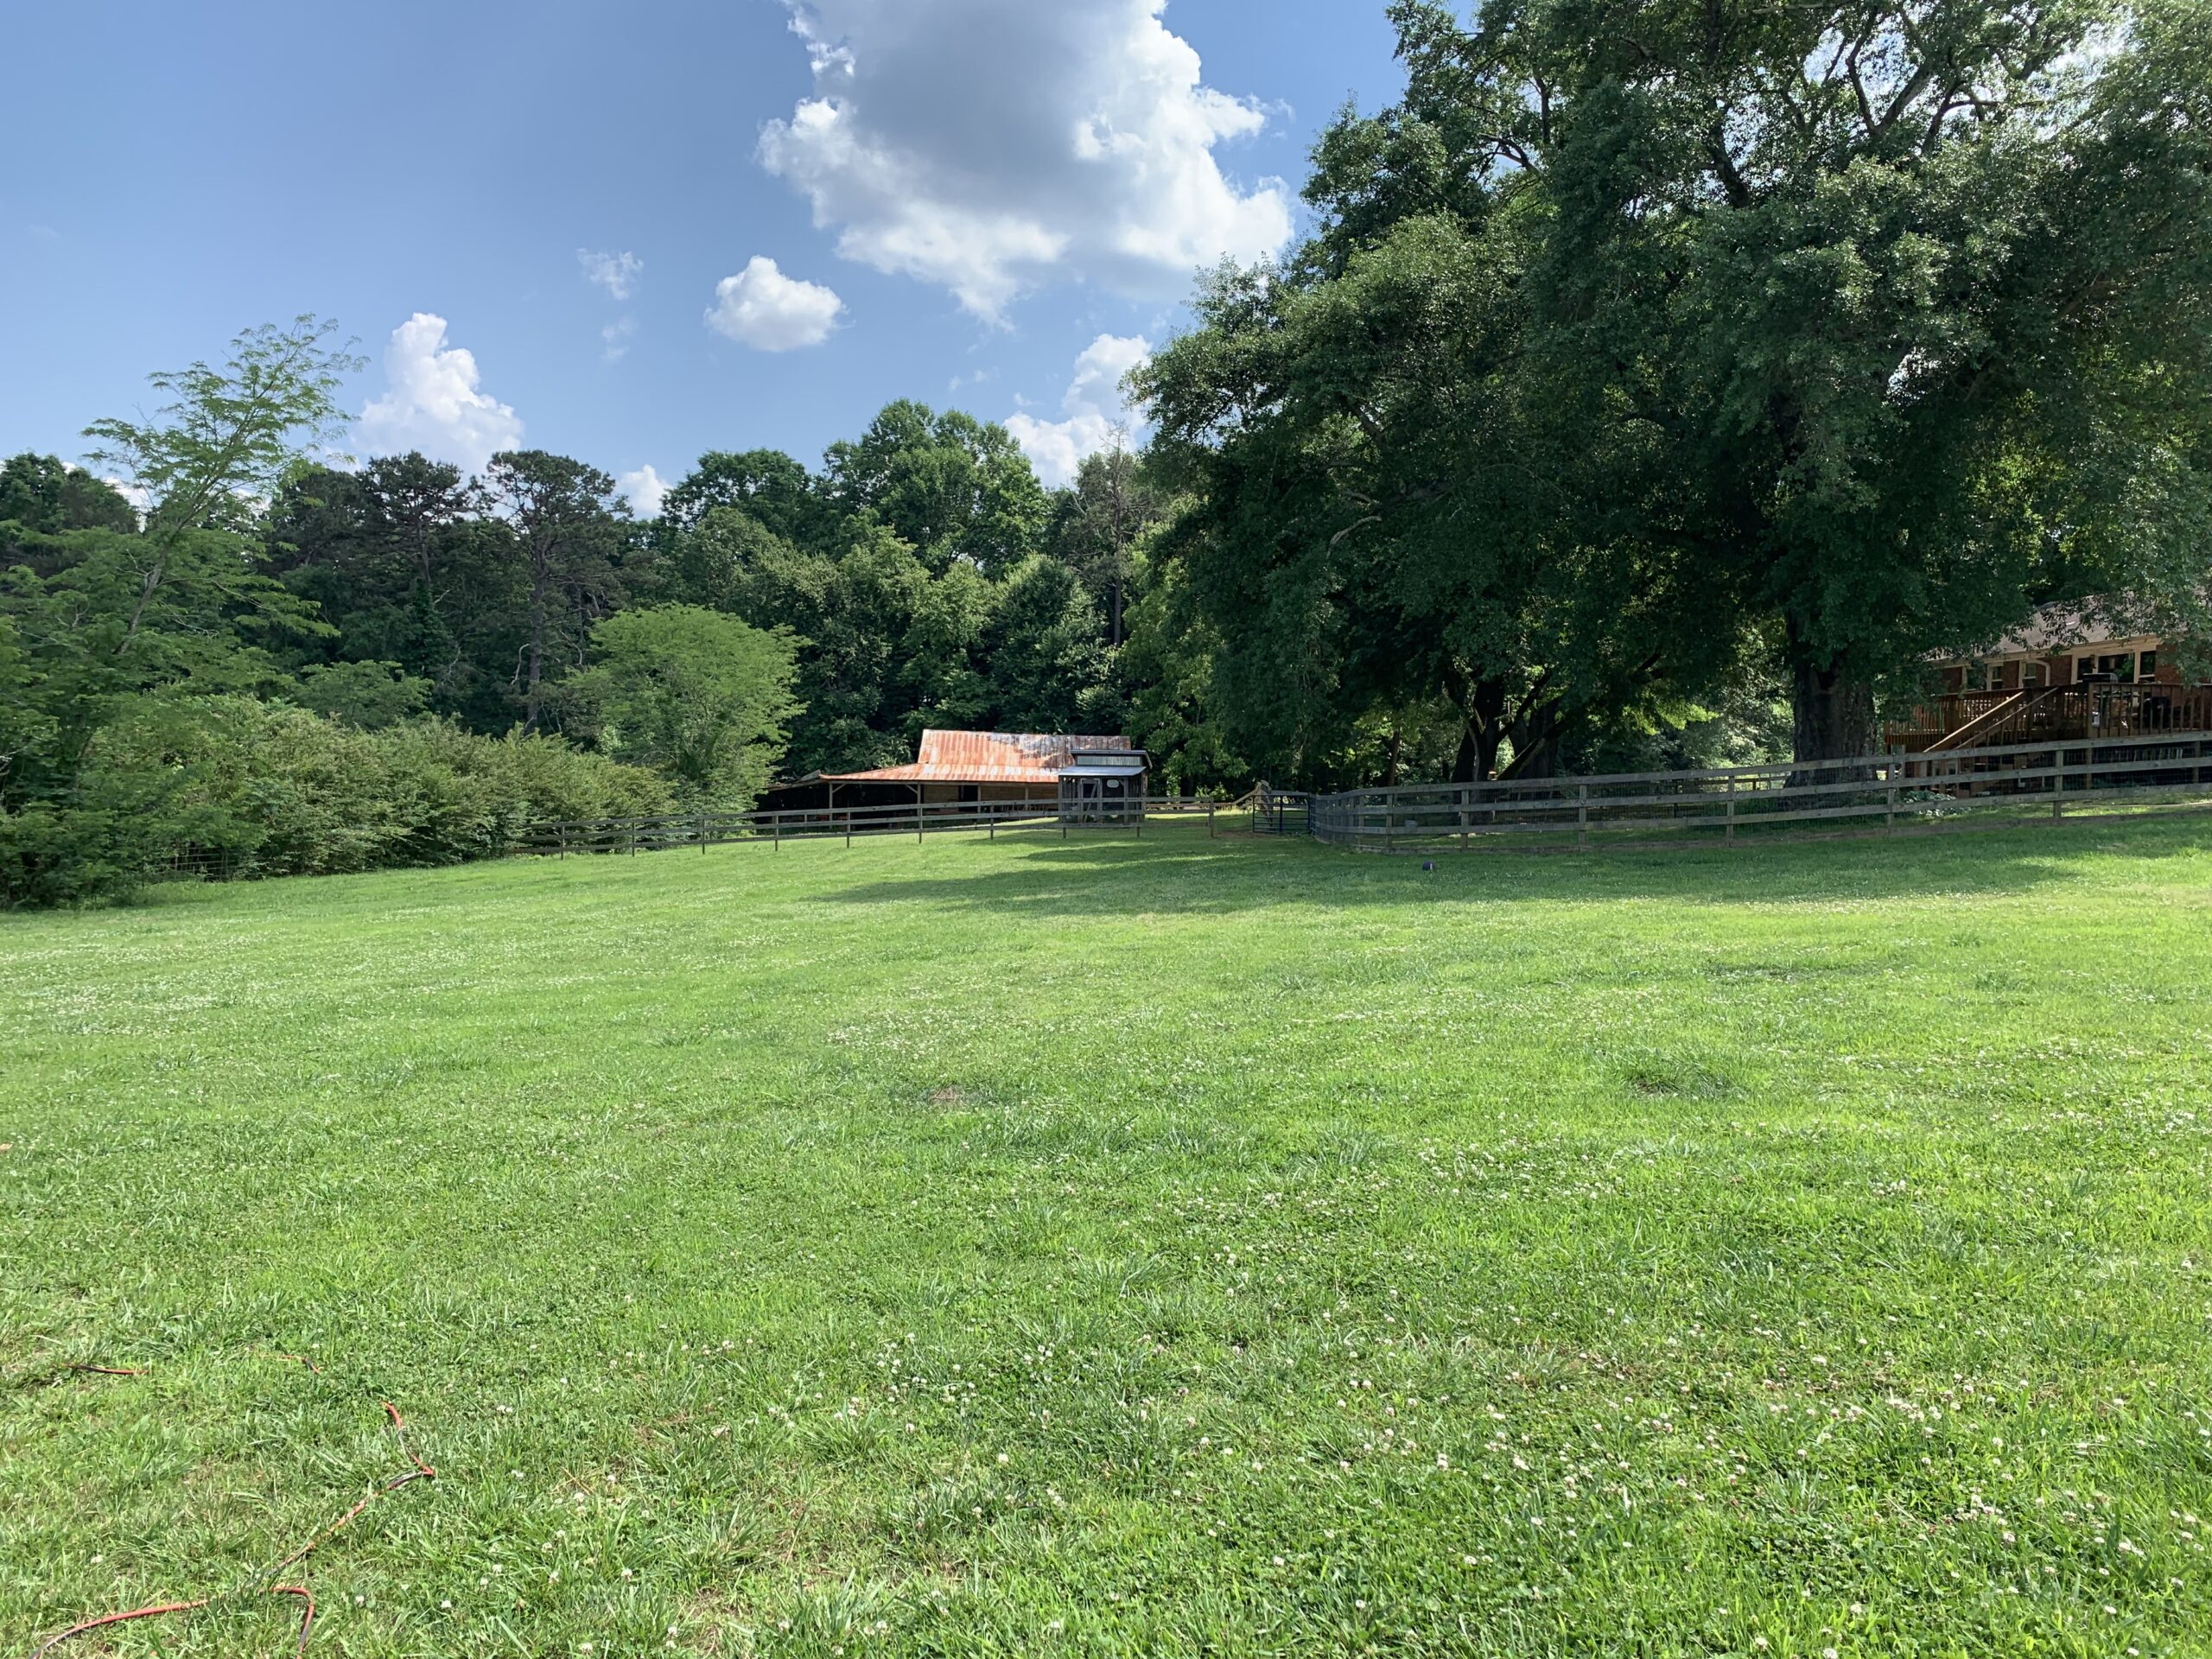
511,792,1230,858
1303,730,2212,855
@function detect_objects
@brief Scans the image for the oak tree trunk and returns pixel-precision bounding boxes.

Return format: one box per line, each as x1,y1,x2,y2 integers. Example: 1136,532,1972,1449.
1789,655,1876,763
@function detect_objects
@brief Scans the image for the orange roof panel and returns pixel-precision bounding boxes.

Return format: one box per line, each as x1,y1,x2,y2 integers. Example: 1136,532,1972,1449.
820,730,1135,785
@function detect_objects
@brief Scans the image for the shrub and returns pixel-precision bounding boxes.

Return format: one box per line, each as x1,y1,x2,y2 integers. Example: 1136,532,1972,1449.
1,696,672,906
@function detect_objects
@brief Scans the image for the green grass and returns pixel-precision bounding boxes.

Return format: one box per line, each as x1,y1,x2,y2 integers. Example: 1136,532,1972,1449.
4,817,2212,1657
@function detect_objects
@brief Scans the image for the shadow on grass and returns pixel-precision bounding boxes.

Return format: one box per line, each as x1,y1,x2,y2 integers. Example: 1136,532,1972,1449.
810,810,2212,918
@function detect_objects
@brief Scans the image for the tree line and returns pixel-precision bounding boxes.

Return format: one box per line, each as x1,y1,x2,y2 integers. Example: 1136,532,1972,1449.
6,0,2209,906
0,325,1193,904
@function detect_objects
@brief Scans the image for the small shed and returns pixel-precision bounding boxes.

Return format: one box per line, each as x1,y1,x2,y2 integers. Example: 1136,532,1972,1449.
1058,747,1149,824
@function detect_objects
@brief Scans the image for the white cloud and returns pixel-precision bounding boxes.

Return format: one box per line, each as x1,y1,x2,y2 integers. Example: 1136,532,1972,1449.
578,249,643,300
704,256,845,350
617,464,671,518
758,0,1294,320
1006,332,1151,487
601,316,639,362
99,474,151,515
357,314,524,477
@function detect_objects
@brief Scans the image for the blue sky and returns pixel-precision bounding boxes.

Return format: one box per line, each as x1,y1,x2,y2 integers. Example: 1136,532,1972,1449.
1,0,1405,506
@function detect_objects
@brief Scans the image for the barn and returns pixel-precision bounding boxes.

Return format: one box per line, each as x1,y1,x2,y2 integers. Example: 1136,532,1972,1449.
759,730,1146,814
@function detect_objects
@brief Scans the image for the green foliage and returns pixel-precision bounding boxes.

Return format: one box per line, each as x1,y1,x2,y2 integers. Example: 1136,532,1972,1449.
648,410,1139,776
482,451,631,734
1118,553,1250,792
575,605,798,805
1145,0,2212,768
1,696,671,906
81,316,360,538
1046,443,1160,647
981,556,1112,735
291,659,432,728
823,401,1049,575
658,448,819,546
0,454,138,565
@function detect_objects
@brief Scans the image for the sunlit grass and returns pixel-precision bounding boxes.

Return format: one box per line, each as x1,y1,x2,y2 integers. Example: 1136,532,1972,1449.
4,817,2210,1656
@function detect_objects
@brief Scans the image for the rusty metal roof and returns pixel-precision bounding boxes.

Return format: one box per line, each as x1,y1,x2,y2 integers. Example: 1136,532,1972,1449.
821,730,1135,785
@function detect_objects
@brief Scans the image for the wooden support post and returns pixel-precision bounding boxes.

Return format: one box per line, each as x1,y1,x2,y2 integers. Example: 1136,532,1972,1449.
1726,774,1736,845
2053,751,2065,819
1577,783,1589,850
774,812,782,849
700,810,709,853
1459,787,1470,853
628,822,637,857
1885,780,1896,833
558,824,567,859
1207,800,1216,839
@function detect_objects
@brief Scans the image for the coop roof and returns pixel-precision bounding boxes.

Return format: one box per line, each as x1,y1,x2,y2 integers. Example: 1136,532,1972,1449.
1059,749,1150,776
819,730,1135,786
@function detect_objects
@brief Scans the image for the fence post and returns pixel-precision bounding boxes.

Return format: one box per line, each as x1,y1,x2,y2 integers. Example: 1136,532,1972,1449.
1577,783,1589,850
1726,774,1736,846
775,812,782,850
2053,750,2065,819
700,809,709,853
559,824,567,859
1207,800,1216,839
1885,780,1897,833
1459,786,1470,854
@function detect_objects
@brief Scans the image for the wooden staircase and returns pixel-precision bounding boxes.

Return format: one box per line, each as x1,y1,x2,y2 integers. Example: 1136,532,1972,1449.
1923,689,2041,753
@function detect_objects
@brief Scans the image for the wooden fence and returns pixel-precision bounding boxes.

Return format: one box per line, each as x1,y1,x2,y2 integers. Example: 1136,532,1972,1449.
1305,731,2212,855
512,793,1228,857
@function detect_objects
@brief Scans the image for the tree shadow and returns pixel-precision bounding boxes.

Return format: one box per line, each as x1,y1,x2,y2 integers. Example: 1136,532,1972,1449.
805,810,2212,919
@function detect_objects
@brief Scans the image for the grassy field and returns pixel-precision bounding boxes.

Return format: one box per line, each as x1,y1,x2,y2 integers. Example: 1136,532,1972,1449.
4,817,2212,1658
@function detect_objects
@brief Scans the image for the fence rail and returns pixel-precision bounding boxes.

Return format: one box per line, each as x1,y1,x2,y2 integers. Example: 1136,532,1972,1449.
512,793,1230,858
1306,731,2212,855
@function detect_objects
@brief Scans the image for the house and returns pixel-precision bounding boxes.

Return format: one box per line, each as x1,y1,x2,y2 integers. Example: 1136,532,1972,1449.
759,730,1143,813
1887,602,2212,753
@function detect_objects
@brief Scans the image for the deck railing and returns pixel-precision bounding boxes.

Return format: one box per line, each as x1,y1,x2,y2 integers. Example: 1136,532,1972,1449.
1305,731,2212,855
1891,683,2212,751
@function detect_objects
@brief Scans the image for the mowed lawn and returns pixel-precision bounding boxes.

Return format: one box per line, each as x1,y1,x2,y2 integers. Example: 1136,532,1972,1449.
4,818,2212,1658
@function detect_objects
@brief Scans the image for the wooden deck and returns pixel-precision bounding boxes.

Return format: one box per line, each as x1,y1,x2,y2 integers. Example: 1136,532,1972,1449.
1887,683,2212,753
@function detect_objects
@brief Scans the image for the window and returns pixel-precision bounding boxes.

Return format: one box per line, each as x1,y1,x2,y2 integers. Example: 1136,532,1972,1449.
2139,650,2158,681
2020,662,2044,690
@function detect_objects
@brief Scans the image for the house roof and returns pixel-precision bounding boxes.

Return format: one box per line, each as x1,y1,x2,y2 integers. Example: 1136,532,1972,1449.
820,730,1135,785
1945,595,2187,661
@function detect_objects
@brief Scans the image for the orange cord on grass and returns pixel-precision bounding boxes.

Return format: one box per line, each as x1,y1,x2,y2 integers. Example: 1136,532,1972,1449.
382,1399,436,1480
28,1599,212,1659
267,1584,316,1658
26,1363,434,1658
